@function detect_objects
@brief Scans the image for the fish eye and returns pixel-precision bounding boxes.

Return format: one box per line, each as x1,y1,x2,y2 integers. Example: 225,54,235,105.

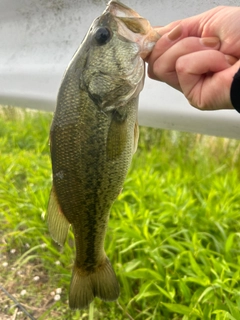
94,27,112,45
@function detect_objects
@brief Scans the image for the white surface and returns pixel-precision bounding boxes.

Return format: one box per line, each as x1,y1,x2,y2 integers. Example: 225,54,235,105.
0,0,239,138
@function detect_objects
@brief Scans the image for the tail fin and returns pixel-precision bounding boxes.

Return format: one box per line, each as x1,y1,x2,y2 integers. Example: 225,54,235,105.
69,257,120,310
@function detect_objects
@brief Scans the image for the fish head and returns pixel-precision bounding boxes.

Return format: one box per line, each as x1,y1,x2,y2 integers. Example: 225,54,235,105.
107,0,160,59
79,0,160,110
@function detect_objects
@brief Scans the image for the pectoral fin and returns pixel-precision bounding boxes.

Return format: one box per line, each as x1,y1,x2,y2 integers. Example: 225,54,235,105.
133,121,139,154
106,111,128,160
47,186,70,246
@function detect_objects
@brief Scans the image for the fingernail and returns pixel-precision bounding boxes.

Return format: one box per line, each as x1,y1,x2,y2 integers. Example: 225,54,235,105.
168,24,182,41
225,54,238,66
200,37,220,47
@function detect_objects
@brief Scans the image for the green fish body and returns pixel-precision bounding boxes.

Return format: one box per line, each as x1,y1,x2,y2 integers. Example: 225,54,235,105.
47,0,160,310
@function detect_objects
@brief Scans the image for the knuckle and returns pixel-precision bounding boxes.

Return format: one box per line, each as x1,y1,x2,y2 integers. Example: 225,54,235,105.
175,58,187,75
187,95,209,110
152,60,171,82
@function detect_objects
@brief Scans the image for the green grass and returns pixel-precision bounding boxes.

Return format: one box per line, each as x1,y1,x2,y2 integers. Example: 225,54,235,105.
0,105,240,319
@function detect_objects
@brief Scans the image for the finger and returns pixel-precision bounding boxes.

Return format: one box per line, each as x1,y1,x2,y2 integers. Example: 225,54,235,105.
148,36,221,88
161,7,224,37
151,6,226,48
148,24,185,72
148,6,226,67
175,50,238,110
225,55,239,66
153,21,182,36
148,11,210,66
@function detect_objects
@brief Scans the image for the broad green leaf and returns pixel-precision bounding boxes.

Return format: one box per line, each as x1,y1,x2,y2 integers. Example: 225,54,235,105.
185,276,210,286
225,296,240,319
154,283,175,301
213,310,238,320
123,259,141,273
125,268,163,281
196,285,220,304
120,240,147,254
178,279,191,301
161,303,201,316
225,233,236,254
188,251,210,282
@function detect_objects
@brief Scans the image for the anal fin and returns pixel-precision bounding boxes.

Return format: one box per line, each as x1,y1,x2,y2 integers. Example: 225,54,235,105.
47,186,70,246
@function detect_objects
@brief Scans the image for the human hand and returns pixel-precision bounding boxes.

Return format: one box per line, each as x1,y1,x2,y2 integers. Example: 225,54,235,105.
147,6,240,110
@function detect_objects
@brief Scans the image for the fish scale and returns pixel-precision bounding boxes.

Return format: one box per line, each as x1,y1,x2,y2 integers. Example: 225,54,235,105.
47,0,160,310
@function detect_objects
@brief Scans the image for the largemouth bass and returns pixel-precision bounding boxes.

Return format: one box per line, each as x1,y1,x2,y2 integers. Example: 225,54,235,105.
47,0,160,310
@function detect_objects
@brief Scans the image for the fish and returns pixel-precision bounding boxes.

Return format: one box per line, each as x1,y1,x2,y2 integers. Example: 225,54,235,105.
47,0,160,310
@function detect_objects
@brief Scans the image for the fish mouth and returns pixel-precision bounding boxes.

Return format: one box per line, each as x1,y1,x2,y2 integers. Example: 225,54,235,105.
105,0,160,58
106,0,142,18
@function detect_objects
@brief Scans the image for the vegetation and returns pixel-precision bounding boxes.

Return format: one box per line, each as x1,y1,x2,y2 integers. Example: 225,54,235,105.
0,106,240,319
